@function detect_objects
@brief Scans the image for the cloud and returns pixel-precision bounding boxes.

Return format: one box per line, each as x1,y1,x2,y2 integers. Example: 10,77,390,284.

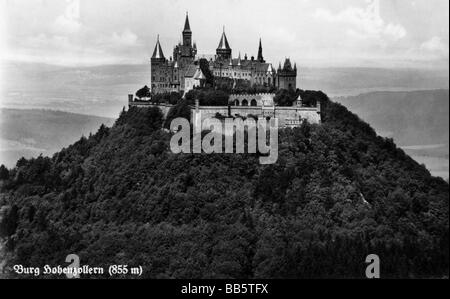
110,30,138,46
314,0,406,41
420,36,449,55
53,0,81,34
2,0,448,68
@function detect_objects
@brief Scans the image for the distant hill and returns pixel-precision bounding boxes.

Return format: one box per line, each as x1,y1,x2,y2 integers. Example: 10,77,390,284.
1,62,149,118
301,68,449,97
0,109,114,168
0,96,448,278
334,89,449,179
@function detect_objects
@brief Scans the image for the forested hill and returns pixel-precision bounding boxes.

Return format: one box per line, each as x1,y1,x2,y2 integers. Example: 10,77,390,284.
0,92,448,278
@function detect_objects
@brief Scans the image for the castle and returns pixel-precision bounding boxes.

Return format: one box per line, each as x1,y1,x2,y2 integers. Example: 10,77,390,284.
150,13,297,94
129,13,321,127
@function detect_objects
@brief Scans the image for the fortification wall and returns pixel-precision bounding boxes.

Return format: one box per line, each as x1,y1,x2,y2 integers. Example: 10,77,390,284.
275,107,321,127
128,100,174,118
196,107,229,119
128,97,321,127
230,107,262,116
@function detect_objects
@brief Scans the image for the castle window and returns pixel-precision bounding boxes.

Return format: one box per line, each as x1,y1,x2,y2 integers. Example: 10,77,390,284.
242,99,248,106
234,99,240,106
251,99,257,106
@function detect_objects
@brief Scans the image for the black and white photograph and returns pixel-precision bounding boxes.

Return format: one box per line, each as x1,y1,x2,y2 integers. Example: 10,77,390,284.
0,0,448,292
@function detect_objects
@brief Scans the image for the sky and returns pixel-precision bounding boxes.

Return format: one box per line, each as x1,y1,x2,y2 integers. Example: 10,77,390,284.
0,0,449,68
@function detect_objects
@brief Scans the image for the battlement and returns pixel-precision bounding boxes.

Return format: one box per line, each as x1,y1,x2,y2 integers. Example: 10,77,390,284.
229,93,276,97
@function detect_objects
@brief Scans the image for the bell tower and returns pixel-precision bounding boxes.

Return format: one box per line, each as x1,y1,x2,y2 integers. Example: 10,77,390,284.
182,12,192,47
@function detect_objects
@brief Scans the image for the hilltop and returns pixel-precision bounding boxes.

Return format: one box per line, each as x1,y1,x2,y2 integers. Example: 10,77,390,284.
0,93,448,278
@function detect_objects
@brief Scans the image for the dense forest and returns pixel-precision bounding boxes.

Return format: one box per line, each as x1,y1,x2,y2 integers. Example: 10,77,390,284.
0,91,448,278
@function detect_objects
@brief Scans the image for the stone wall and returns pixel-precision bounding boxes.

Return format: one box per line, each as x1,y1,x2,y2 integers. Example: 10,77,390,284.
194,105,321,127
128,99,174,119
128,97,321,128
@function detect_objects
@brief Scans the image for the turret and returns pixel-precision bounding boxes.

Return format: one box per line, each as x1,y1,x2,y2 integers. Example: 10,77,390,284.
151,35,166,63
277,58,297,90
216,26,232,60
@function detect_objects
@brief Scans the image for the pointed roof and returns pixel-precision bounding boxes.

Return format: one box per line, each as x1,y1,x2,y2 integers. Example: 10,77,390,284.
193,67,206,80
152,35,165,59
283,58,293,70
184,64,205,80
217,27,231,50
183,12,191,32
257,38,264,62
184,64,197,78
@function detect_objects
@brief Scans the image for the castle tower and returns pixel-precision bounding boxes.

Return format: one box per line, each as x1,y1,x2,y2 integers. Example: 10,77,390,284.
151,35,166,63
151,35,171,94
257,38,265,63
182,12,192,47
216,27,232,60
277,58,297,90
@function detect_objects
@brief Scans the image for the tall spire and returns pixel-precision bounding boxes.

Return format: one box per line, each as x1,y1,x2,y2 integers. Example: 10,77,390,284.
257,38,264,62
182,12,192,47
152,35,165,60
183,12,191,32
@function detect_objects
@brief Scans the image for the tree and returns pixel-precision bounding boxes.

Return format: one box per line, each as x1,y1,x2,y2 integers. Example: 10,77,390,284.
274,88,297,106
164,99,192,128
0,164,9,180
199,59,214,87
136,85,151,99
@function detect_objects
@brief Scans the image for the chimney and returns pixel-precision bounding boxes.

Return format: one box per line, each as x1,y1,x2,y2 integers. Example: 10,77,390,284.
128,94,134,102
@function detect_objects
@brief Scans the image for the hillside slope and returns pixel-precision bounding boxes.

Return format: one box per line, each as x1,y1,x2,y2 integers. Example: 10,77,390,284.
0,96,448,278
335,90,449,179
